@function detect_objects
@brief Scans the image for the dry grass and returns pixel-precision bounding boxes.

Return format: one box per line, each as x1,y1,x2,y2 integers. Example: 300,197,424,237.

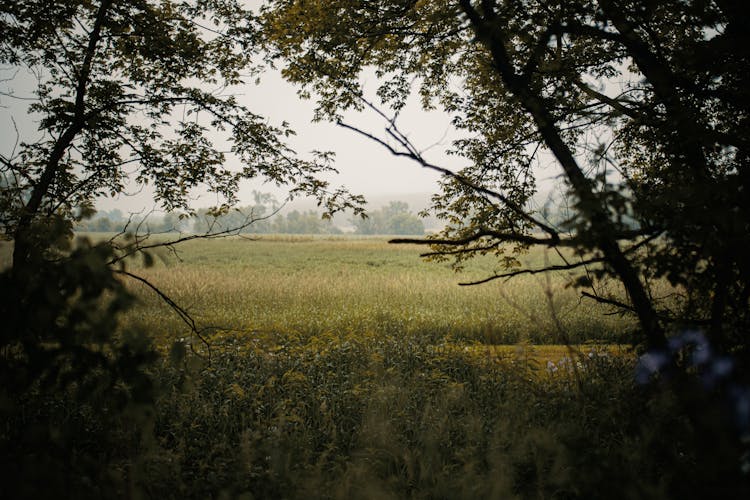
115,235,638,348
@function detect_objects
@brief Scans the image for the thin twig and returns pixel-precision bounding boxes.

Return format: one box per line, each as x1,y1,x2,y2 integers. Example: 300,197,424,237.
115,269,212,361
458,256,603,286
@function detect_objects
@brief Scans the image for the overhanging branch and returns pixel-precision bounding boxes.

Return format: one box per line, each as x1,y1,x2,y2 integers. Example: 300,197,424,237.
336,116,560,241
580,290,634,313
115,269,212,360
390,229,574,248
458,256,603,286
107,205,284,266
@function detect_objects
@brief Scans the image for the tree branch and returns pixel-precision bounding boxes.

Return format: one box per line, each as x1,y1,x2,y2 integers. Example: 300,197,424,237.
571,79,643,120
336,113,561,241
391,229,574,248
458,0,666,347
107,205,283,266
114,269,212,360
458,256,603,286
580,290,634,313
520,21,562,82
13,0,113,271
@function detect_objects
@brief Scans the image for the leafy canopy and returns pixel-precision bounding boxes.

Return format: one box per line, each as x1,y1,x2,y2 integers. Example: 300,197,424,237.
0,0,362,251
262,0,750,349
0,2,363,491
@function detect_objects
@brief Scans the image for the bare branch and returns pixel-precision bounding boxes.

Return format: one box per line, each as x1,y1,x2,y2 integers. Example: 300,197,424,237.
571,79,643,120
580,290,634,312
458,256,604,286
419,243,501,257
336,113,561,240
520,21,562,82
107,204,284,266
391,229,574,248
456,230,662,286
114,269,212,360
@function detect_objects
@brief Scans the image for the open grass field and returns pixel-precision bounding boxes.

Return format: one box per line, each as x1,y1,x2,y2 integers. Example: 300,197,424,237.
117,234,639,351
6,234,742,499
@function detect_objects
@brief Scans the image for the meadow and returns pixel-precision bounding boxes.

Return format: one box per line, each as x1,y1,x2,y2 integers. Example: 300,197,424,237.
115,236,718,498
5,235,742,498
119,235,638,349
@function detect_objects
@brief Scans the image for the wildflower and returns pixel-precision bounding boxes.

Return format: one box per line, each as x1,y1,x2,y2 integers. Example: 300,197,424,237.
635,350,669,385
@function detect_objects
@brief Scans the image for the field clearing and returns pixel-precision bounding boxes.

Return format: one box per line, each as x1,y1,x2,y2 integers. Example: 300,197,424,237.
111,234,641,348
8,235,721,499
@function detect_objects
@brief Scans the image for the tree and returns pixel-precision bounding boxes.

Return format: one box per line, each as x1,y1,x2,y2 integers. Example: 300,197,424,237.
0,0,362,276
262,0,750,352
0,2,363,493
0,0,365,376
352,201,424,235
94,215,114,232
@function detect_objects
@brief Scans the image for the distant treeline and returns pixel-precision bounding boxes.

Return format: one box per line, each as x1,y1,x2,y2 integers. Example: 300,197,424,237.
78,200,425,235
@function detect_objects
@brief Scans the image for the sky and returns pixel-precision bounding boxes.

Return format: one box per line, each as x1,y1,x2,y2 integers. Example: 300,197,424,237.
1,62,461,214
222,69,461,211
0,8,568,219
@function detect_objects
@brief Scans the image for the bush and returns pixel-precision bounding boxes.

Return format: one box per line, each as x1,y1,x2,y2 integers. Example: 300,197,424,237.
127,331,749,498
0,226,158,498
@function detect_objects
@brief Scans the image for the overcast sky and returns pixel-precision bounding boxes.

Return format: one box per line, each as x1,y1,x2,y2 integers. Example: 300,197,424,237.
1,61,464,214
0,0,569,215
226,69,460,210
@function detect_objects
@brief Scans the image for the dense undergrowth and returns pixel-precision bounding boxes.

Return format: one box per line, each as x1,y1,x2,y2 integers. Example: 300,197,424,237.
5,330,748,499
2,237,747,498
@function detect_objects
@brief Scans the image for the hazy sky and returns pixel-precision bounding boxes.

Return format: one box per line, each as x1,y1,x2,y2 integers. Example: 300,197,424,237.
224,69,460,210
1,11,567,217
1,62,461,214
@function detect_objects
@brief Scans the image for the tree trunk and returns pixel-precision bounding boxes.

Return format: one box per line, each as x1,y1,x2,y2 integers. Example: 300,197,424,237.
459,0,667,349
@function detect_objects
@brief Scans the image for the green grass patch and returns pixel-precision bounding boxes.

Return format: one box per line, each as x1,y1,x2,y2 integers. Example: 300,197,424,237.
117,235,639,347
5,235,746,498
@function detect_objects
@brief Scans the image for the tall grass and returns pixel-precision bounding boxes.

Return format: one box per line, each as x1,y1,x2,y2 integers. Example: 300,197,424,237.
5,235,747,498
114,331,738,499
119,236,639,347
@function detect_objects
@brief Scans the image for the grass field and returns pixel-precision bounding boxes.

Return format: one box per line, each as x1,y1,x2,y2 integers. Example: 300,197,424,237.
6,234,743,498
117,234,638,350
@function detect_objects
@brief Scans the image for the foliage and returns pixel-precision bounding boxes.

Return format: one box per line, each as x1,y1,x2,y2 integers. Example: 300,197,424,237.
261,0,750,351
352,201,425,235
0,1,355,496
278,209,340,234
0,220,158,498
0,0,363,272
